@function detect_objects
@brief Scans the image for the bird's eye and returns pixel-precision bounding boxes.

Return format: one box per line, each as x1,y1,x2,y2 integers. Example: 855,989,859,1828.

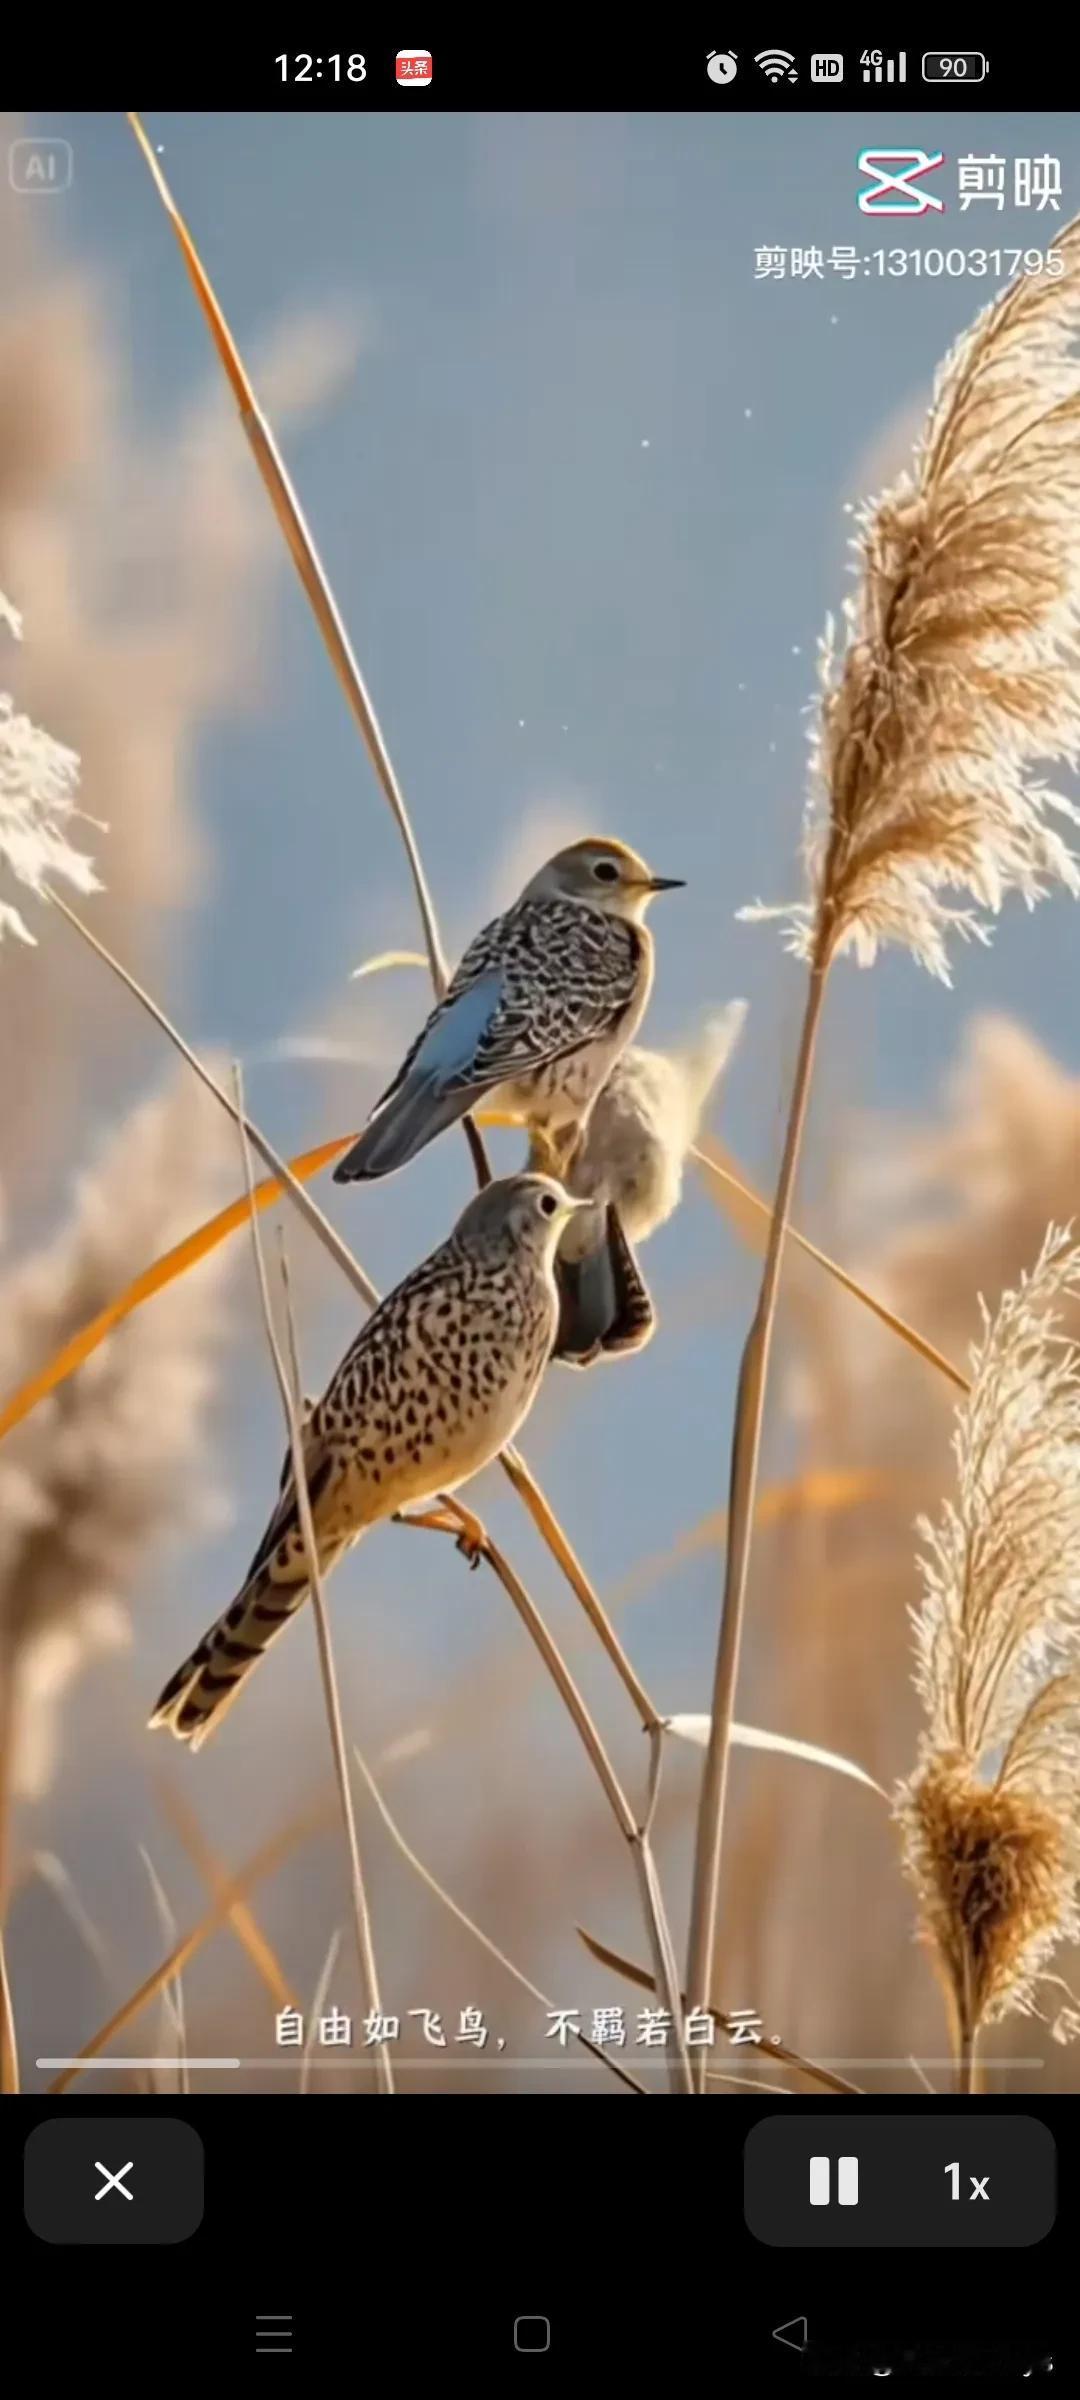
592,859,619,883
538,1191,559,1217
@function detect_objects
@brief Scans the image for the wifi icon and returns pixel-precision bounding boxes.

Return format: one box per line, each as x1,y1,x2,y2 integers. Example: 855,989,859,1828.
755,48,798,82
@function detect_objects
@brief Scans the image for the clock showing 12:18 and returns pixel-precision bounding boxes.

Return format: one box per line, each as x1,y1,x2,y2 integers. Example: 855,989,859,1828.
275,55,367,81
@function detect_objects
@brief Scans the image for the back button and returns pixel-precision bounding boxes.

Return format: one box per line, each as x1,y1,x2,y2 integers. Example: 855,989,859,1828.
24,2118,204,2244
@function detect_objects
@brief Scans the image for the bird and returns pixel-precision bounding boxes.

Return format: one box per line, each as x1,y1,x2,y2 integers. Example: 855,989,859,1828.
149,1174,588,1750
332,837,684,1185
541,1001,748,1365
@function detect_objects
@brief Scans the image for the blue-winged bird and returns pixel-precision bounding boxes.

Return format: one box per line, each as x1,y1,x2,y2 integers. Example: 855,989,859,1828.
332,838,683,1184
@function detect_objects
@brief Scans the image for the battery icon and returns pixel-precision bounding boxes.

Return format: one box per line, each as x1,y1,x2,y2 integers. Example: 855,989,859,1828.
922,51,988,81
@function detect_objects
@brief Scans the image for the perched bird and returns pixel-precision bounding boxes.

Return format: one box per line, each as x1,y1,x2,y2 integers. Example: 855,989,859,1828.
332,837,684,1184
150,1174,587,1750
542,1001,748,1365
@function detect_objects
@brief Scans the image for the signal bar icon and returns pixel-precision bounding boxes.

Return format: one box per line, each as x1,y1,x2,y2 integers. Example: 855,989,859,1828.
809,2154,859,2206
862,49,906,82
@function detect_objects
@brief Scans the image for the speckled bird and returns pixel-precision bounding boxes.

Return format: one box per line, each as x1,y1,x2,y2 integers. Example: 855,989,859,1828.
332,837,684,1185
150,1174,586,1750
540,1000,748,1365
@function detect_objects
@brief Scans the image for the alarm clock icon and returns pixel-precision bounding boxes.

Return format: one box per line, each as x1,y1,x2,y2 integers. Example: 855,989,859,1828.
707,51,738,84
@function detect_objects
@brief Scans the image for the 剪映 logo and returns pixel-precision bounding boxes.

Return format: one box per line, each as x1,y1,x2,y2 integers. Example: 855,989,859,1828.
857,148,946,216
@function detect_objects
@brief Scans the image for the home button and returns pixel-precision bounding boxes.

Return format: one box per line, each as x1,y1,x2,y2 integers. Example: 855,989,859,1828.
514,2315,551,2353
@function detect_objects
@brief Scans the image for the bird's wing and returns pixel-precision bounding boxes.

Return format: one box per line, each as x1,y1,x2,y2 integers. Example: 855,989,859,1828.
375,903,641,1108
332,965,510,1178
379,961,511,1105
244,1418,336,1582
334,907,642,1183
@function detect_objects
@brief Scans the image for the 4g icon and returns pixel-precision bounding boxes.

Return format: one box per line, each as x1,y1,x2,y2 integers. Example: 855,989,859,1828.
945,2160,990,2201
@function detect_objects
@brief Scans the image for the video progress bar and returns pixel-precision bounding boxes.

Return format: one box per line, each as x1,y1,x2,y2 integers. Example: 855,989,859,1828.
36,2057,241,2070
33,2055,1049,2072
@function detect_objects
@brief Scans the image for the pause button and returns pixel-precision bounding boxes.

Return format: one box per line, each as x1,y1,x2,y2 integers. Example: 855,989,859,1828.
810,2155,859,2206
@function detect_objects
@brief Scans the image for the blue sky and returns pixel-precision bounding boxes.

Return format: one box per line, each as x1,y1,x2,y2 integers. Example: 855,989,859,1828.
73,109,1077,1070
13,109,1080,2064
33,97,1080,1682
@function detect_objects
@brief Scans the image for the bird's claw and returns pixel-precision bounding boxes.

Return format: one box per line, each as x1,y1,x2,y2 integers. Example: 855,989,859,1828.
553,1339,604,1370
393,1503,485,1566
448,1504,486,1568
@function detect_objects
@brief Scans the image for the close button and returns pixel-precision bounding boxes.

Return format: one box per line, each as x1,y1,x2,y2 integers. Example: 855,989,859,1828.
24,2118,204,2245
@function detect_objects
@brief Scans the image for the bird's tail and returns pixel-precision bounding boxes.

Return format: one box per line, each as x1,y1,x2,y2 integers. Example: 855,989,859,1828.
553,1204,655,1368
333,1072,472,1183
149,1558,315,1751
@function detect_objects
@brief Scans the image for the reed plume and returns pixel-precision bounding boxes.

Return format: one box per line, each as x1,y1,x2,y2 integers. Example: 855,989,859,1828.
896,1226,1080,2088
686,229,1080,2069
746,225,1080,979
0,1068,235,1832
1,596,97,943
850,1015,1080,1379
0,156,358,1203
718,1011,1080,2079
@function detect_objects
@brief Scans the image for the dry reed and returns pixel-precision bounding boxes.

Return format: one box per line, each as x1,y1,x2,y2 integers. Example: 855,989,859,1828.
0,167,357,1205
685,229,1080,2078
694,1136,968,1393
0,598,97,943
125,117,449,995
0,1067,236,1942
836,1015,1080,1386
0,1932,17,2094
0,1066,235,2089
301,1929,343,2094
0,1131,354,1446
352,1743,647,2095
138,1845,189,2096
713,1011,1080,2083
155,1779,298,2012
896,1227,1080,2090
232,1065,395,2095
48,1802,332,2094
576,1926,861,2097
396,1506,694,2093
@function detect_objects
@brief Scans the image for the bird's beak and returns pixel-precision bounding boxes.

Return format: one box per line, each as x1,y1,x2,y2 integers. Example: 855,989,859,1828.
643,874,685,893
559,1194,595,1217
